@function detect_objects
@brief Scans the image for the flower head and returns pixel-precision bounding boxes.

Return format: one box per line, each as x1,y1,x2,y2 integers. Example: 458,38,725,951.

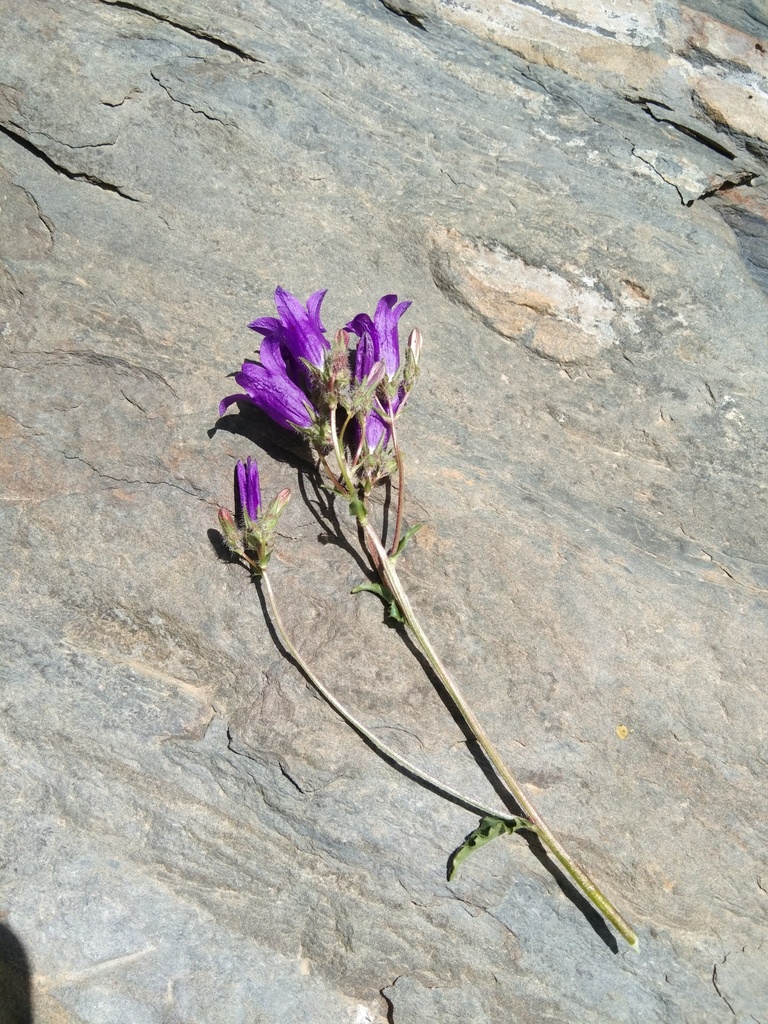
218,455,291,569
218,288,415,459
347,294,411,377
346,293,412,449
249,286,330,394
220,287,331,433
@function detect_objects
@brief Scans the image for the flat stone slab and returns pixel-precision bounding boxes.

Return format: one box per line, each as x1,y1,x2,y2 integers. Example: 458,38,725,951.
1,1,767,1021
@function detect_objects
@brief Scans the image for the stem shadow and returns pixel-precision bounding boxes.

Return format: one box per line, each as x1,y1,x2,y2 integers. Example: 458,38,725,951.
210,406,622,952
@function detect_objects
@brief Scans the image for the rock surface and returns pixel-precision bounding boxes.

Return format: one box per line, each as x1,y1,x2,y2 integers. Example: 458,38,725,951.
1,1,767,1021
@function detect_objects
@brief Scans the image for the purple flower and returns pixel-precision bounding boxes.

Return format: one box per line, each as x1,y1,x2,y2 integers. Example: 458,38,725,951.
347,294,411,448
347,294,411,377
236,456,261,521
219,363,315,431
219,288,330,432
249,286,330,394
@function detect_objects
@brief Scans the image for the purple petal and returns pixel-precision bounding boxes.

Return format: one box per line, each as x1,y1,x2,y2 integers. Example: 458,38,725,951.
219,392,252,417
354,324,375,382
374,294,411,376
248,315,283,336
258,335,287,375
346,313,374,339
305,288,328,332
364,410,390,449
273,286,329,369
235,364,315,431
236,456,261,520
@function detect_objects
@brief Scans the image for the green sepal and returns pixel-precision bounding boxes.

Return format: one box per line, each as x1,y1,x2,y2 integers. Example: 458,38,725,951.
392,522,423,561
448,815,532,881
351,581,404,623
348,497,367,521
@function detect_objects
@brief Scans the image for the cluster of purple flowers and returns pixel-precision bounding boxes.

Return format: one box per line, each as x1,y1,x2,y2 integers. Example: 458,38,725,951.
219,287,418,458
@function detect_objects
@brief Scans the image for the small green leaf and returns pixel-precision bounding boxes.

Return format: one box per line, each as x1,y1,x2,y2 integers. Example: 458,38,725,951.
351,581,389,600
448,815,531,881
392,522,423,561
351,581,405,624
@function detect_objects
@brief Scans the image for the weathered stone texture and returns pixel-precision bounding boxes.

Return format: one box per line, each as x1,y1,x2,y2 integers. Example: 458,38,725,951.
1,1,767,1021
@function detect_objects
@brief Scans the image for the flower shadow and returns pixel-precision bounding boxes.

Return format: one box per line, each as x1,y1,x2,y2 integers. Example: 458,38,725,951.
212,406,371,576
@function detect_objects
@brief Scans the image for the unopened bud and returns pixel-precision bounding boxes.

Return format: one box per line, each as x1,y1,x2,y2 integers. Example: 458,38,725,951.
218,507,243,554
407,327,422,366
365,359,387,390
267,487,292,519
256,487,292,549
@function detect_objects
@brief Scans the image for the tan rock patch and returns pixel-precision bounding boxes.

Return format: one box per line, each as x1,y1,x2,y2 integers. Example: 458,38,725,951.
431,229,616,364
694,76,768,146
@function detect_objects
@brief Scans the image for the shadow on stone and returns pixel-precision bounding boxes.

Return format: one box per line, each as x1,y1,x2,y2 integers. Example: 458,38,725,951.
525,831,620,954
0,922,32,1024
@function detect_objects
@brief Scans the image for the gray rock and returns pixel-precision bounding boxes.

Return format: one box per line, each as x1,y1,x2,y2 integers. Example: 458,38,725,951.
1,1,767,1021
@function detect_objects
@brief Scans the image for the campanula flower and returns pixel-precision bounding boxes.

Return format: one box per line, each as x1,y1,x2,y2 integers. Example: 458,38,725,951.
219,362,315,431
347,294,411,448
249,287,330,394
347,294,411,377
220,288,331,432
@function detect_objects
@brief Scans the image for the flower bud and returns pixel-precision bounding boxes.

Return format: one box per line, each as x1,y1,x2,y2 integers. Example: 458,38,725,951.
407,327,422,366
404,327,422,394
271,487,292,515
364,359,387,390
236,457,261,525
218,506,244,555
261,487,292,532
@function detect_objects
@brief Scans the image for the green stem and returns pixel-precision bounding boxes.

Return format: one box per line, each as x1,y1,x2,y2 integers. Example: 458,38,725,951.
329,410,357,497
360,521,639,949
388,418,406,557
259,569,518,823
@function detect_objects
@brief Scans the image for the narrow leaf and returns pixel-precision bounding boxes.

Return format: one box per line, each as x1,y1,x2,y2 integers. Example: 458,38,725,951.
448,815,531,881
392,522,424,560
351,581,405,624
351,581,389,600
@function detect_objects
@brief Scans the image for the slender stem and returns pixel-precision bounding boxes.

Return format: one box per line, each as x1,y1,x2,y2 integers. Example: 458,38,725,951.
388,417,406,557
338,410,354,456
329,410,357,496
361,521,639,948
318,450,344,494
259,568,517,823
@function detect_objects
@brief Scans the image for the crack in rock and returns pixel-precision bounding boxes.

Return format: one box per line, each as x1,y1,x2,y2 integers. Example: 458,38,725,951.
378,0,427,31
712,960,737,1015
632,98,737,160
59,452,211,503
150,70,237,128
0,123,139,201
631,143,756,206
99,0,262,63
